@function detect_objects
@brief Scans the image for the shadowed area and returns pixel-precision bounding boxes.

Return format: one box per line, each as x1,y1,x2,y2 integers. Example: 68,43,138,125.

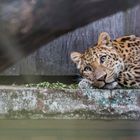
0,120,140,140
0,0,140,71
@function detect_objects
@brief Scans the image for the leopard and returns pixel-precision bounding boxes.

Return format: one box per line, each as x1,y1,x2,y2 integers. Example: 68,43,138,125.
71,32,140,89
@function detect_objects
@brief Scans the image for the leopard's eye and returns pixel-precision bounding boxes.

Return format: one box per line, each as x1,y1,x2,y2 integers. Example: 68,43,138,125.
84,66,92,71
100,55,107,63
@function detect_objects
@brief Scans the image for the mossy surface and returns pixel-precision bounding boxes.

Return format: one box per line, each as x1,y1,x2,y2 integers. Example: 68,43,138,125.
25,82,78,90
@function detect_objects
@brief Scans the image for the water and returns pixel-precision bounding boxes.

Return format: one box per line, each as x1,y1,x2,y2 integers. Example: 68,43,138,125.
0,120,139,140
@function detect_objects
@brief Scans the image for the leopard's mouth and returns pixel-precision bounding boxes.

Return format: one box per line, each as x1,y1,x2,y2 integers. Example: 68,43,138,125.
84,73,117,88
99,79,116,85
92,75,116,88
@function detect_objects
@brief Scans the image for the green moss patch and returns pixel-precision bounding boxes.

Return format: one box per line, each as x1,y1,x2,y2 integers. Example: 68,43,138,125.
25,81,78,90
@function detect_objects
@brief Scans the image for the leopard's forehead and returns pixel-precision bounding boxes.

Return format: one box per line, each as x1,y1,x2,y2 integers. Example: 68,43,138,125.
82,46,112,61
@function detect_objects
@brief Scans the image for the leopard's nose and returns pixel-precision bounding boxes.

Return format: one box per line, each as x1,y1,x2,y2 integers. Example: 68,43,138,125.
97,74,107,81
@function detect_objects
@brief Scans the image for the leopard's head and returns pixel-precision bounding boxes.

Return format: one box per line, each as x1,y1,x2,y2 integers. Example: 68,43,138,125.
71,32,124,88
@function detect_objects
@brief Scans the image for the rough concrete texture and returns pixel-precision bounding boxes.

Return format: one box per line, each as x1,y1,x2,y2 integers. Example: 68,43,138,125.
0,86,140,119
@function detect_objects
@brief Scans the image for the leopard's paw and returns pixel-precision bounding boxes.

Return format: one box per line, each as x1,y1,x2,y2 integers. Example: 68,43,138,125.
78,79,93,89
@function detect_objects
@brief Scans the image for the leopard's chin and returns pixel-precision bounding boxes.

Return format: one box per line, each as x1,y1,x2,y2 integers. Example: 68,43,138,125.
92,80,105,88
93,79,117,88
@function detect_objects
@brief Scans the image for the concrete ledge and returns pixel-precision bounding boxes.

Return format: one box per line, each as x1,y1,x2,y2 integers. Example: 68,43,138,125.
0,86,140,119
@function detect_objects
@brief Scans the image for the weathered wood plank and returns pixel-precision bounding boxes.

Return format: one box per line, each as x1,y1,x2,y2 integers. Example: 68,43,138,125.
125,4,140,35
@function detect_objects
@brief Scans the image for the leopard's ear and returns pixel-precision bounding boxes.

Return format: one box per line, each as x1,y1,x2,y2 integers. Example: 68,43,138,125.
98,32,112,46
70,52,82,69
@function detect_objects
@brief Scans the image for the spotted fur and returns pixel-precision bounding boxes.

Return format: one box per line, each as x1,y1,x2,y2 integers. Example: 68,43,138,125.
71,32,140,89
